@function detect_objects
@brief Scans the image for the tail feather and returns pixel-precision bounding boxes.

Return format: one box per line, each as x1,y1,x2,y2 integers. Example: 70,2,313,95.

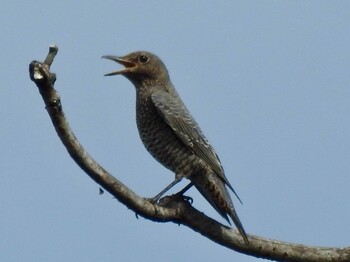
190,172,249,244
228,208,249,244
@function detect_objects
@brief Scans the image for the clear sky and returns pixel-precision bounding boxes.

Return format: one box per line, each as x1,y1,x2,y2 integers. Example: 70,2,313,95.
1,1,349,261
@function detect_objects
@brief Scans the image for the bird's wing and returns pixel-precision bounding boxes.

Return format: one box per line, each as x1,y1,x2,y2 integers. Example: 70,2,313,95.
151,90,239,198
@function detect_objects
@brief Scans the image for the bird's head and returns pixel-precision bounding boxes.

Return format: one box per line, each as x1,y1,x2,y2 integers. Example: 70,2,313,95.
102,51,170,87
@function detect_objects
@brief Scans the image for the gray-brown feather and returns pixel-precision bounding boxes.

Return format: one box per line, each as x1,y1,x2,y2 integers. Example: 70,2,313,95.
105,50,248,243
150,89,238,194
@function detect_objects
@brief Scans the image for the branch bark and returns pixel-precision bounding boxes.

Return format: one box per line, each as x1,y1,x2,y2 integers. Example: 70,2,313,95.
29,45,350,262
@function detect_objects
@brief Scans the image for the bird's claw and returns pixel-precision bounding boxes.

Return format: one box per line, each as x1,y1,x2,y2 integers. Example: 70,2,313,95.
176,194,193,204
145,193,193,206
181,195,193,204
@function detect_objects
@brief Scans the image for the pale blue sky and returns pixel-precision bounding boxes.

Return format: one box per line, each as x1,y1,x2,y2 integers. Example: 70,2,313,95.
1,1,349,261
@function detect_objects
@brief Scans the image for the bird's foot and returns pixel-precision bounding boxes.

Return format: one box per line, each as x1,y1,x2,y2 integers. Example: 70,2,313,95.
145,181,194,205
145,193,193,206
177,194,193,204
155,193,192,206
145,196,161,204
167,192,193,204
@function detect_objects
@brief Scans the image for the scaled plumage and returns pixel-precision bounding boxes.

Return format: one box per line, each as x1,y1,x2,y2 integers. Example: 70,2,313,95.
103,51,248,244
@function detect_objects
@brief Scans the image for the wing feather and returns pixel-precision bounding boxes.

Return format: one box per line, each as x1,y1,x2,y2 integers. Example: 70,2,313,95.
151,90,240,200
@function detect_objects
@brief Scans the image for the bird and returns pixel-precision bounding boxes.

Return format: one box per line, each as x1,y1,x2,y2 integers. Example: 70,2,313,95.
102,51,249,244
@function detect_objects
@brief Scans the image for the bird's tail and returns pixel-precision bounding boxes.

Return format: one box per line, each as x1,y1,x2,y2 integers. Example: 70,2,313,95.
190,172,249,244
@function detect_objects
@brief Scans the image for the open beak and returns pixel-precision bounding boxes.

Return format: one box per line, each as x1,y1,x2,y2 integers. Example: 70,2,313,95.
102,55,136,76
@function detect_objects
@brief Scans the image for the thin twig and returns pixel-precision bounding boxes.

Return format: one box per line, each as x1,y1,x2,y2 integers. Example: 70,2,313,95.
29,46,350,262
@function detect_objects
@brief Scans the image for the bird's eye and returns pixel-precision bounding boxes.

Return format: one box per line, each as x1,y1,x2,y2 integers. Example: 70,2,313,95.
138,55,149,64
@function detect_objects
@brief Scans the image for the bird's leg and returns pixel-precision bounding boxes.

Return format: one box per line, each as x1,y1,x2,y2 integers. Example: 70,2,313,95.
149,175,183,203
174,182,194,204
176,182,193,195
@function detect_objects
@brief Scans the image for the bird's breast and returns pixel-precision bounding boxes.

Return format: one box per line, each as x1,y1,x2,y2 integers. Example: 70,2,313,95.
135,96,202,176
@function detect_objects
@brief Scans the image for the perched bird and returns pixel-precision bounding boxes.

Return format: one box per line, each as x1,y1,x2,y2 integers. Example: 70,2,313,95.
103,51,248,244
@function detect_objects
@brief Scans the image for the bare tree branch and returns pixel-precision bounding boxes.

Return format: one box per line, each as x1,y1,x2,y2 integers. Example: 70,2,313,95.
29,45,350,262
